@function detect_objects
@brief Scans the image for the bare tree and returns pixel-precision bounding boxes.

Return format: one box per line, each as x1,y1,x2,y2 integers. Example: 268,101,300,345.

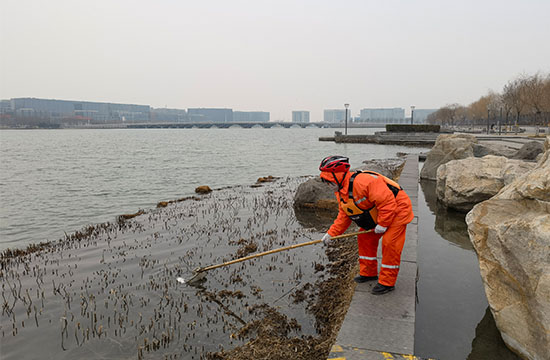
543,74,550,113
502,75,528,130
524,73,546,120
427,104,466,126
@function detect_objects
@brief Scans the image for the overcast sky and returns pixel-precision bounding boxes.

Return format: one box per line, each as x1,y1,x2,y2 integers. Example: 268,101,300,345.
1,0,549,121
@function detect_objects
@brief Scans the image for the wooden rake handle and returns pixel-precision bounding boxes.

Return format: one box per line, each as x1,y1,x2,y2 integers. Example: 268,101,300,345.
198,230,371,273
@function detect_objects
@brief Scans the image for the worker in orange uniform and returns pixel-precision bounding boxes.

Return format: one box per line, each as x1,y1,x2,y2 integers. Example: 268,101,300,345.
319,155,414,295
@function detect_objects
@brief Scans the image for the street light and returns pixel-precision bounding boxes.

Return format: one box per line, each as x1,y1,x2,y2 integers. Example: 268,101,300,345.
344,103,349,135
410,105,415,125
487,106,491,135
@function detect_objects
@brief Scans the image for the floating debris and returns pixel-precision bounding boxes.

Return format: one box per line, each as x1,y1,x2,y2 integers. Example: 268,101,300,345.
195,185,213,194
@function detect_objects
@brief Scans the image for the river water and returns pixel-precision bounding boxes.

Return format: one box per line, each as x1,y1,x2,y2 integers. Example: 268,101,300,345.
0,128,517,358
0,127,415,250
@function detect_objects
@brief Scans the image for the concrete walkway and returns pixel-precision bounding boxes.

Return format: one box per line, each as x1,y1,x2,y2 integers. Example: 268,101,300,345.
327,154,433,360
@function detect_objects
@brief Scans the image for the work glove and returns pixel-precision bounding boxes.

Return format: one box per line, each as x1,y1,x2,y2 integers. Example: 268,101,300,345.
374,225,387,234
322,233,332,246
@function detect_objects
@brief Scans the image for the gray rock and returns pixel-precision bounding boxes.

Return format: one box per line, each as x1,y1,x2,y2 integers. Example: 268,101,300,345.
511,141,545,160
357,158,405,179
436,155,536,212
474,142,517,158
293,177,337,211
465,136,550,360
420,134,477,180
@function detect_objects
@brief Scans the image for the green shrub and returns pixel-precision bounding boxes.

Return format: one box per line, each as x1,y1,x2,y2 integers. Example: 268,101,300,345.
386,124,440,133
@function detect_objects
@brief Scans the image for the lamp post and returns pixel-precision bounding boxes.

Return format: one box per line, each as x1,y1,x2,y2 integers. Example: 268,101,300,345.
344,103,349,135
487,107,491,135
410,105,415,125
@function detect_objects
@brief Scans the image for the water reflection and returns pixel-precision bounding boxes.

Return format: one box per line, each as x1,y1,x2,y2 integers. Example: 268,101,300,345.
415,178,519,360
467,307,520,360
294,207,337,232
419,179,473,250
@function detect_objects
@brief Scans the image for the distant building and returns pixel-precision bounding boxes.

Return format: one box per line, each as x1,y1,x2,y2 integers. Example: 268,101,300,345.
0,100,11,114
233,111,270,122
292,111,310,123
8,97,150,122
411,109,438,124
359,108,405,124
151,108,188,122
187,108,233,123
323,109,346,123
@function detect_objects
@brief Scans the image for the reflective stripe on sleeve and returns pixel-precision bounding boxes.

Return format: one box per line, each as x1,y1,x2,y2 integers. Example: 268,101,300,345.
381,263,400,269
359,256,377,261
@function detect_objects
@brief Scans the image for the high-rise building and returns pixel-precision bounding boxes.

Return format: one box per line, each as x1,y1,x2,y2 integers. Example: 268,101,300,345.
323,109,346,123
233,111,270,122
151,108,188,122
0,100,11,114
187,108,233,123
8,98,150,122
292,111,310,123
359,108,405,124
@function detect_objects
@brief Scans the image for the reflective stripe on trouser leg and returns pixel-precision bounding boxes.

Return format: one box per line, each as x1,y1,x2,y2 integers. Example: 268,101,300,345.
357,230,382,277
379,224,408,286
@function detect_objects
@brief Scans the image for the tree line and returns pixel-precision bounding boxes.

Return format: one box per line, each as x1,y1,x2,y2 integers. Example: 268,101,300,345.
427,72,550,127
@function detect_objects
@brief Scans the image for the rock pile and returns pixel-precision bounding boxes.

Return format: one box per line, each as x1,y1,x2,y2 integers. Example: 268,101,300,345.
420,134,478,180
420,134,541,181
466,137,550,360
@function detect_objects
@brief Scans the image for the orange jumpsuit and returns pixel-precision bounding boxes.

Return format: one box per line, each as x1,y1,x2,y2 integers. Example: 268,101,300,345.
320,171,414,286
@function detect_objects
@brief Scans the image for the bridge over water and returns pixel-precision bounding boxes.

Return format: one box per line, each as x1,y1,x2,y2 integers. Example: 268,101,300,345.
126,122,385,129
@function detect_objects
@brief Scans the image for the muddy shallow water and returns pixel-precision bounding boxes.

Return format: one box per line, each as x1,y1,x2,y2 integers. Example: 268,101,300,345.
1,177,350,359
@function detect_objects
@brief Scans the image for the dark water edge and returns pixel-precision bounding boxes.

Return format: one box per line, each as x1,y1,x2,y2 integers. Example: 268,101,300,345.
414,179,519,360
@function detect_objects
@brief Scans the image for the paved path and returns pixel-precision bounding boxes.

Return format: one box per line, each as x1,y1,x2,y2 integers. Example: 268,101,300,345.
327,154,433,360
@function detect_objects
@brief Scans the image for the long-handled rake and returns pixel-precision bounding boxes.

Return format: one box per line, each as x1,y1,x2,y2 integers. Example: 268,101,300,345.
177,230,371,285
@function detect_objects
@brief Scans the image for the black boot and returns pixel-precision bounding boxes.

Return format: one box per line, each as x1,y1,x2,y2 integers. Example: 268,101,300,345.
371,282,395,295
354,275,378,283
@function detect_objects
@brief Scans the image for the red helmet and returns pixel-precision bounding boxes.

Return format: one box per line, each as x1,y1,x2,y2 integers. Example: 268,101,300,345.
319,155,350,173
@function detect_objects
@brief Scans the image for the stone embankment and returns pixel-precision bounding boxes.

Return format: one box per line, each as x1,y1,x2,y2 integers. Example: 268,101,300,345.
466,137,550,360
319,132,441,146
420,133,549,359
421,134,544,180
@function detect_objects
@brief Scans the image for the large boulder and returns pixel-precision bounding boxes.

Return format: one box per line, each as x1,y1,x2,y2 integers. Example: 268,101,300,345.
293,177,338,211
511,140,545,161
436,155,536,212
465,137,550,359
473,142,518,158
420,134,477,180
